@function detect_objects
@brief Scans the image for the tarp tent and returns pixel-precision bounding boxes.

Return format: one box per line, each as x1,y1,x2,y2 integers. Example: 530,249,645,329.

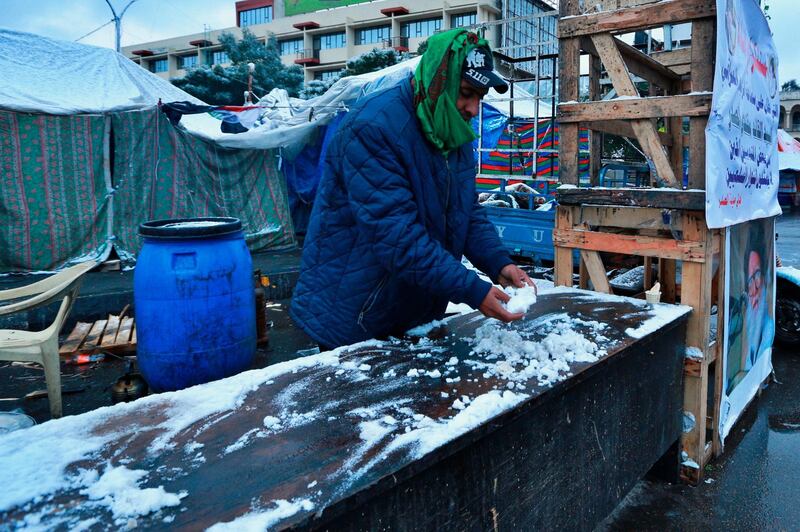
0,29,295,273
778,129,800,171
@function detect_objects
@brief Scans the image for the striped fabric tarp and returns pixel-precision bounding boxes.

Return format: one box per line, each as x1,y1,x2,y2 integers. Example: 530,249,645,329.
0,111,111,272
111,108,295,260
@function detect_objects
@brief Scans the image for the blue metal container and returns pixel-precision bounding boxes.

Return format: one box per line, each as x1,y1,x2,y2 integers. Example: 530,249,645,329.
134,217,256,392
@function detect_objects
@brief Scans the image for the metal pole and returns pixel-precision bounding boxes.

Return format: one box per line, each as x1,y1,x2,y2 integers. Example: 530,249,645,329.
104,0,138,52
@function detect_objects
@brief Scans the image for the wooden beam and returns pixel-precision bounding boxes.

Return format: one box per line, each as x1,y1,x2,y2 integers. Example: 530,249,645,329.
557,93,712,123
711,228,726,457
558,0,581,185
553,228,707,262
584,120,674,146
680,211,714,485
580,250,612,293
573,205,684,232
557,188,706,210
581,35,681,91
590,32,678,187
688,18,715,189
554,205,575,286
558,0,716,38
643,256,654,290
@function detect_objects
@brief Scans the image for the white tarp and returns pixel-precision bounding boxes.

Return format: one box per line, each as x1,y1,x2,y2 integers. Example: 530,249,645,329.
0,28,201,115
179,55,547,150
778,129,800,171
705,0,781,228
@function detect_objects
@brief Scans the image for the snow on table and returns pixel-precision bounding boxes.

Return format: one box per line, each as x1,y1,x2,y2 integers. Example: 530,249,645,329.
0,288,690,530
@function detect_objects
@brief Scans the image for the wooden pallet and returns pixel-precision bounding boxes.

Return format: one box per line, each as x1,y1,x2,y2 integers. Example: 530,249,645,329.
59,313,136,356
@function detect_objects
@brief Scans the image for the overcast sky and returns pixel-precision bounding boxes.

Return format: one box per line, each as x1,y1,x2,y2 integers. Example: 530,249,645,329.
1,0,798,82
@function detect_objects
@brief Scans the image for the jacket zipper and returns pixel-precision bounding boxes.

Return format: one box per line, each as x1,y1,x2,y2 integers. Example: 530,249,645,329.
444,156,451,241
358,275,388,331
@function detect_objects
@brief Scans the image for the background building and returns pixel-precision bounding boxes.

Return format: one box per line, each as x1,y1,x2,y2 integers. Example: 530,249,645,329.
123,0,555,84
781,91,800,139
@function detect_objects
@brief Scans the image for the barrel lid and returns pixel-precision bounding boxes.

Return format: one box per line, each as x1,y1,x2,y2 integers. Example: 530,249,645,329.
139,217,242,239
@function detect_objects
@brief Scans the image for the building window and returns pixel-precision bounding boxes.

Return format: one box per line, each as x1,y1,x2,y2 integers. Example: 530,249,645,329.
207,50,230,65
793,111,800,131
355,25,391,45
149,58,168,73
451,12,477,28
313,32,346,50
279,38,304,56
239,6,273,27
177,54,198,69
401,18,442,39
314,70,340,82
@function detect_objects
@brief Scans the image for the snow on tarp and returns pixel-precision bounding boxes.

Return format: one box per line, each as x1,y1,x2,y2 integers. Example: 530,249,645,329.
0,29,202,115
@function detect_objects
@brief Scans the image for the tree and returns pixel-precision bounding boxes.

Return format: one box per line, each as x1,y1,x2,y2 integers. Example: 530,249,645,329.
782,79,800,92
417,38,428,55
340,48,408,78
172,29,304,105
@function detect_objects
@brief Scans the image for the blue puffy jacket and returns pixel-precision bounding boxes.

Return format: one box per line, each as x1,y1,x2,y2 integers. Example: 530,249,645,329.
290,74,512,348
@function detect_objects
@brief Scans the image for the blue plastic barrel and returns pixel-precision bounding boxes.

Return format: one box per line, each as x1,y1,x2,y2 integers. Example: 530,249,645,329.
134,217,256,392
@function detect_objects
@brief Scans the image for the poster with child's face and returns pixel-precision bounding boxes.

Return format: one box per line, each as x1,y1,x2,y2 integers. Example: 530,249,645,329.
724,217,775,395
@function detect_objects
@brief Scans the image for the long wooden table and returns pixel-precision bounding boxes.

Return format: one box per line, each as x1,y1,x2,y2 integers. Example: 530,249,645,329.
0,288,690,530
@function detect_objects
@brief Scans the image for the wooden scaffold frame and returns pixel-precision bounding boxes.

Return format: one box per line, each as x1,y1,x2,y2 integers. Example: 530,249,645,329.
553,0,723,485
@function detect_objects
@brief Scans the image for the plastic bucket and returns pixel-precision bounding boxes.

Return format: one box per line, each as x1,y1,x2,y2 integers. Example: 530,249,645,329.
134,217,256,392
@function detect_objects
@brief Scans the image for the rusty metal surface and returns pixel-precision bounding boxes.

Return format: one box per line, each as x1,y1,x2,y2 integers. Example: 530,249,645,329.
0,289,690,530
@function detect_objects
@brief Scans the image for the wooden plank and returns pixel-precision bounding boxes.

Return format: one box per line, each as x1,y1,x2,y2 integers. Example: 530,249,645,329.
100,315,121,348
111,317,135,348
553,228,707,262
575,205,683,231
584,119,674,146
581,35,680,91
660,258,677,304
558,0,716,38
558,93,711,123
688,18,715,189
81,320,107,352
59,322,92,355
679,211,714,485
557,188,706,210
129,325,137,346
554,206,574,286
590,32,679,187
580,250,612,293
558,1,581,186
652,47,692,68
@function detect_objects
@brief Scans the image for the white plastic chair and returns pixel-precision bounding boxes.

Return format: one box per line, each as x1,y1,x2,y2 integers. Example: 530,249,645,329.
0,261,96,418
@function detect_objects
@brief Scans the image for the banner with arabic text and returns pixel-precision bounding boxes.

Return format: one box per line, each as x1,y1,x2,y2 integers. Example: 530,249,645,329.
705,0,781,228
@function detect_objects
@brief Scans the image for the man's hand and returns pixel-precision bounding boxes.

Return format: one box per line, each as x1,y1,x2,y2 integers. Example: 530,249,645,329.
498,264,537,292
479,286,524,323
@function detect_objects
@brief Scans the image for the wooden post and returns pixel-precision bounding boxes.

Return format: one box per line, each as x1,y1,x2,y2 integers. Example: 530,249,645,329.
712,228,727,456
555,206,574,286
687,18,715,189
589,53,603,186
558,0,581,185
679,212,714,484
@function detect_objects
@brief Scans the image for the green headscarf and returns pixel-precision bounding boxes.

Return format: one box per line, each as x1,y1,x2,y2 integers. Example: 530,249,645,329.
413,29,488,154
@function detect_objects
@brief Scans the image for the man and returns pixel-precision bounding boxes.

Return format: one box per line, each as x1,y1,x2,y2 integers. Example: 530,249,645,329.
290,29,534,350
742,248,773,370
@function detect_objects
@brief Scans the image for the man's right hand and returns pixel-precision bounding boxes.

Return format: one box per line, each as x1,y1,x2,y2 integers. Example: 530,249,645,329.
479,286,524,323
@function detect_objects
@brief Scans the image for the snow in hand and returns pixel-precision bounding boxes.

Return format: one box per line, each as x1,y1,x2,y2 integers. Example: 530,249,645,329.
503,284,538,313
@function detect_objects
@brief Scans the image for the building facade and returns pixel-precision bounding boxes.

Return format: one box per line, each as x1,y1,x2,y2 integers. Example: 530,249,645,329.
123,0,517,84
780,90,800,140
